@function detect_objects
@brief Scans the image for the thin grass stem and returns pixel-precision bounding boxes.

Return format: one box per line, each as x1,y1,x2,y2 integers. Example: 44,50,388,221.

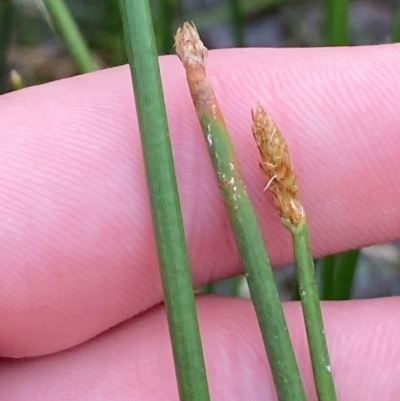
332,249,359,300
288,222,337,401
175,23,307,401
159,0,175,53
320,254,337,300
228,0,245,47
320,249,359,301
204,275,243,296
0,0,14,93
324,0,348,45
42,0,98,73
103,0,126,65
119,6,210,401
392,2,400,42
252,104,337,401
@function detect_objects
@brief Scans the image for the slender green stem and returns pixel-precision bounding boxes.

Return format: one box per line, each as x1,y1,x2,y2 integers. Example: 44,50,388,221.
119,6,210,401
230,274,243,296
251,99,336,401
159,0,175,53
320,249,359,300
320,254,337,300
204,275,243,296
287,220,337,401
332,249,359,300
42,0,98,73
103,0,126,65
0,0,14,93
175,24,307,401
200,281,215,294
393,2,400,42
324,0,348,45
228,0,245,47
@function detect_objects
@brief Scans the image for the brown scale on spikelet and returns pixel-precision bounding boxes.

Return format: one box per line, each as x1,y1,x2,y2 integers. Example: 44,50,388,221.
252,103,305,227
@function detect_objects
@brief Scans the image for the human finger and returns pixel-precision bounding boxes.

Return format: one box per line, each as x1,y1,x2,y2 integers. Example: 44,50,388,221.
0,296,399,400
0,45,399,356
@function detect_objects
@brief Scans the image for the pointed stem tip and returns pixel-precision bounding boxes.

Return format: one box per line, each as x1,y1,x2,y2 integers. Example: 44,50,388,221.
174,22,208,67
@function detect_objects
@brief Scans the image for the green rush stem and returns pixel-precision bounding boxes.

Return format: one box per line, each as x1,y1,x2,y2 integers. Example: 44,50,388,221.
159,0,175,53
320,254,337,300
0,0,14,93
332,249,359,300
320,249,359,301
104,0,127,65
230,274,243,296
393,3,400,42
204,275,243,296
118,3,210,401
324,0,348,45
197,113,306,401
228,0,245,47
42,0,98,73
288,220,337,401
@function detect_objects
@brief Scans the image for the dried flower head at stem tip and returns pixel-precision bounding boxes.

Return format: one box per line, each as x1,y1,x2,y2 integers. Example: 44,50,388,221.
252,103,305,227
174,22,208,66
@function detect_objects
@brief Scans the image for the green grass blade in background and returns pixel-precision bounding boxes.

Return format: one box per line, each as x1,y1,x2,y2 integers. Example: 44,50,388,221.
0,0,14,93
42,0,98,73
202,275,243,296
324,0,348,45
320,249,359,300
392,2,400,42
320,254,337,300
118,4,210,401
103,0,127,65
228,0,245,46
331,249,359,300
159,0,175,53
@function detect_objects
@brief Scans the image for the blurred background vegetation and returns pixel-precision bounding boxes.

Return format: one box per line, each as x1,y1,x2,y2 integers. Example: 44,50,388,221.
1,0,399,89
1,0,400,300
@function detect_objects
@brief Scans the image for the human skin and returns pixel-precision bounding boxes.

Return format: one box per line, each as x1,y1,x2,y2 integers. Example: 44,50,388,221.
0,45,399,399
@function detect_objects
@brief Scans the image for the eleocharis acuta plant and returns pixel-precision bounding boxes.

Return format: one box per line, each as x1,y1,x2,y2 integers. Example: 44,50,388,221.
252,104,338,401
119,5,210,401
175,22,307,401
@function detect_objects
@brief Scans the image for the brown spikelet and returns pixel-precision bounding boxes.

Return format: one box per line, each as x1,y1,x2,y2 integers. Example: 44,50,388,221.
252,103,304,226
174,22,208,67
